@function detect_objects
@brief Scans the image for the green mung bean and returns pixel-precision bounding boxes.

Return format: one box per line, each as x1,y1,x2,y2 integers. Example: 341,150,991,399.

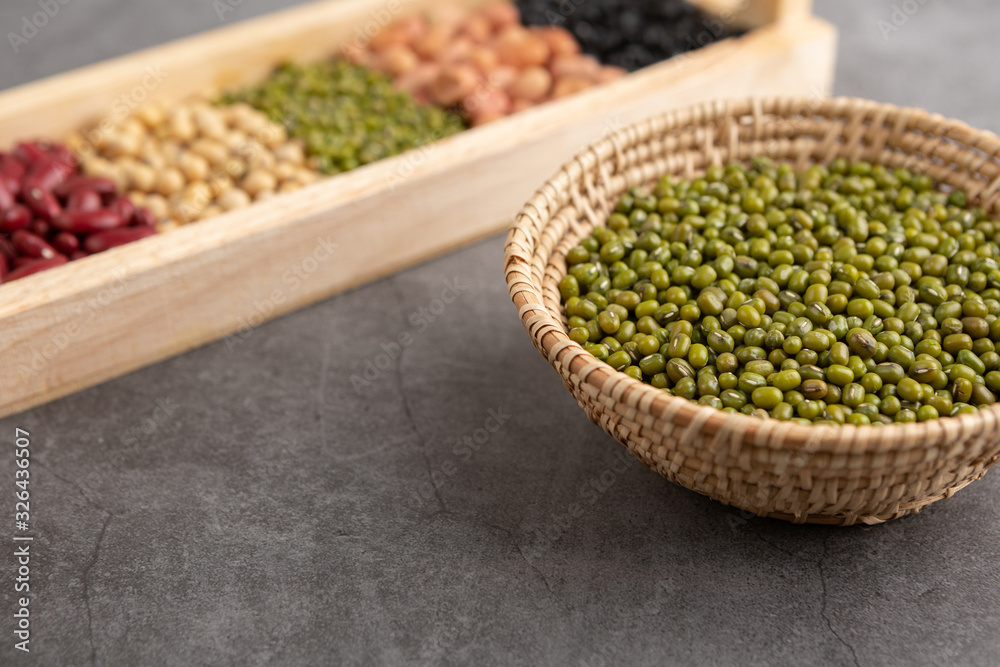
562,157,1000,423
223,62,465,175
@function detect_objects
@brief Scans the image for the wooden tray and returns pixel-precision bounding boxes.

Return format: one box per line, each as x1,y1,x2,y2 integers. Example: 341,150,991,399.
0,0,836,417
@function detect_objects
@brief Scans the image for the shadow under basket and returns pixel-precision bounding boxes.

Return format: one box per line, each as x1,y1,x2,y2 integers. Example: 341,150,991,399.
505,97,1000,526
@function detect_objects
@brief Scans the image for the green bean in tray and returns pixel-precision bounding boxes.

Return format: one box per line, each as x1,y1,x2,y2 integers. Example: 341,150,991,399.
222,61,467,175
560,157,1000,425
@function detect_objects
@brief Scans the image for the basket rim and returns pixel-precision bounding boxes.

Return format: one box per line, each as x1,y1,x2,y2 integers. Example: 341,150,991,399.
505,95,1000,457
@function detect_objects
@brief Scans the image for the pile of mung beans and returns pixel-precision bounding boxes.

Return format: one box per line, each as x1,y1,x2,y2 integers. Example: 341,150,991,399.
222,62,467,175
560,157,1000,425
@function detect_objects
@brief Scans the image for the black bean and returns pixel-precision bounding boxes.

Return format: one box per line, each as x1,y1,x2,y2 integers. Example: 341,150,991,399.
516,0,738,72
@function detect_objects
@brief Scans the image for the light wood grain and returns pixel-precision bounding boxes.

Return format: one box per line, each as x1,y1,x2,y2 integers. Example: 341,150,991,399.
694,0,812,27
0,1,836,417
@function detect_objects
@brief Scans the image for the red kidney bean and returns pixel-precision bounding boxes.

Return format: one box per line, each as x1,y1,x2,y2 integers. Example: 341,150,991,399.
0,237,16,263
13,142,48,165
0,205,33,232
53,209,123,233
67,188,102,212
0,181,15,210
0,175,19,194
110,195,135,225
53,175,117,199
30,219,52,237
0,155,26,191
12,230,58,259
5,255,68,282
23,158,74,192
0,142,158,285
134,208,157,227
23,186,61,221
47,144,77,168
83,227,156,253
53,232,80,255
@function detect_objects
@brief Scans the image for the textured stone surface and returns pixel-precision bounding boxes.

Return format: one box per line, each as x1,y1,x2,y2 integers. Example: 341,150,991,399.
1,1,999,665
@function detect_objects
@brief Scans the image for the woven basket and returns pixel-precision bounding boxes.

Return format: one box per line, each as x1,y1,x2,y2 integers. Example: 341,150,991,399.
504,97,1000,526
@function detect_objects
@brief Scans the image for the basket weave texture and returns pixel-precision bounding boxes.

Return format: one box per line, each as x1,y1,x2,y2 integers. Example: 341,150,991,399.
504,97,1000,525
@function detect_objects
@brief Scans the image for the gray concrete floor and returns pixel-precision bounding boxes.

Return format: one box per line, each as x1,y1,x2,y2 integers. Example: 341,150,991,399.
1,1,999,665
